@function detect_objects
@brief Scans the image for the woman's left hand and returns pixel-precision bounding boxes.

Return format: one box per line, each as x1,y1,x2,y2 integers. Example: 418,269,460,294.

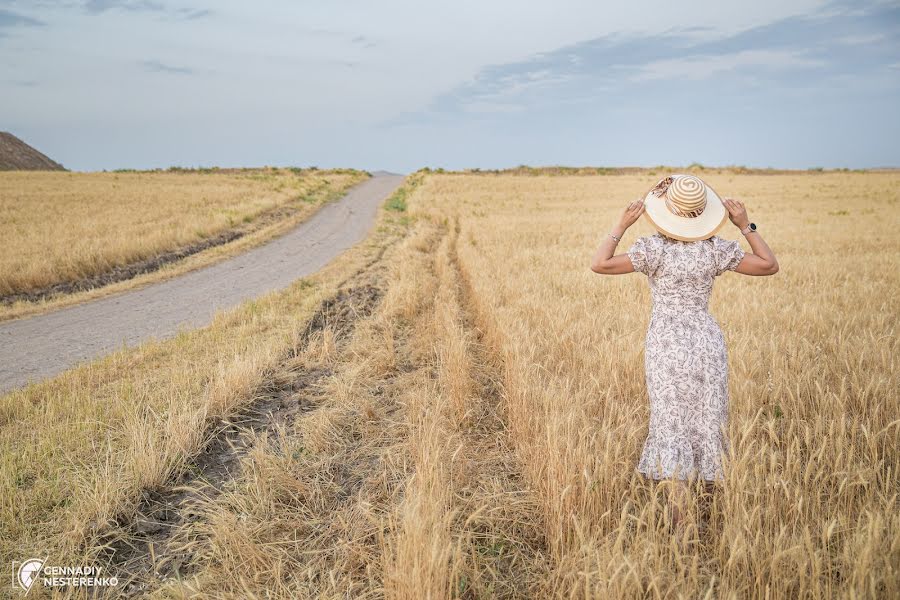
723,197,750,230
618,198,645,230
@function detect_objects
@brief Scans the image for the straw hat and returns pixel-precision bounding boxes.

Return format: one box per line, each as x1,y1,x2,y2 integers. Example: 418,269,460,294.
641,173,728,241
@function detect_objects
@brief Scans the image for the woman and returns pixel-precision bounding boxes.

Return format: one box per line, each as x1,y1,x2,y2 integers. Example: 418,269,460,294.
590,174,778,536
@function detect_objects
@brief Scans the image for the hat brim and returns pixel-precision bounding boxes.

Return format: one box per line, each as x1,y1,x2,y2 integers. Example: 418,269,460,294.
641,173,729,241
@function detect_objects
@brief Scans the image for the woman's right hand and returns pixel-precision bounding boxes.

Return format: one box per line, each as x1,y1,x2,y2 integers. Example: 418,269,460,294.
617,198,645,230
723,197,751,230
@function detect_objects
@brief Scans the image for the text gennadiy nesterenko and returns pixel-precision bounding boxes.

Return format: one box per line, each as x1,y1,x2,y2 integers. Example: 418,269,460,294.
13,559,118,593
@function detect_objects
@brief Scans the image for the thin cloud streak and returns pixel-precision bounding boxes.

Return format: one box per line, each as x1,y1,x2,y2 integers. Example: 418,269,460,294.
140,59,193,74
83,0,165,15
629,49,827,82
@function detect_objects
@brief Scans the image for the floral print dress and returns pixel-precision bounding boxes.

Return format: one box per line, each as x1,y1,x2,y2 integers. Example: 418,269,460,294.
627,232,745,482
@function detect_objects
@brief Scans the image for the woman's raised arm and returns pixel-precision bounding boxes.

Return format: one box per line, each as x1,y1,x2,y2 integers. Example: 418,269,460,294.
590,199,645,275
723,198,779,276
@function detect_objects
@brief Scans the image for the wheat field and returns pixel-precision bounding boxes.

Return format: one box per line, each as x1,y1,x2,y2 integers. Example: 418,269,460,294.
399,170,899,597
2,170,897,598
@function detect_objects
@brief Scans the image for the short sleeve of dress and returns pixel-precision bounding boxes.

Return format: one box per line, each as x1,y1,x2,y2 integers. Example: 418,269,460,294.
627,235,661,276
712,236,745,276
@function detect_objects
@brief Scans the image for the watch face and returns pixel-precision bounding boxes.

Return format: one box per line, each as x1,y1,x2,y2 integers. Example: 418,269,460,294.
750,223,757,230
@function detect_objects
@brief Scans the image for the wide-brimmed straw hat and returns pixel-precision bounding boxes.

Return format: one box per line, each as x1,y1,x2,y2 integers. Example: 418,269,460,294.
641,173,728,241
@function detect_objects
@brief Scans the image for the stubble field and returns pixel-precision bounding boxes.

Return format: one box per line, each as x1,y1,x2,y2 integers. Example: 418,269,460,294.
1,169,897,598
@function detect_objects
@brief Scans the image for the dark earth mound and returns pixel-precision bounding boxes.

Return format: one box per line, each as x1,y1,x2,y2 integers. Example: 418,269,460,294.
0,131,65,170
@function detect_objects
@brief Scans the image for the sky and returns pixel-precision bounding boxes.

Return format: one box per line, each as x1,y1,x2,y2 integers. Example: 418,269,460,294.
1,0,898,172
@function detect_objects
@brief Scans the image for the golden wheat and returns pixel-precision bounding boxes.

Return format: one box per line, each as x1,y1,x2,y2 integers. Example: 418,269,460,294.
409,171,899,597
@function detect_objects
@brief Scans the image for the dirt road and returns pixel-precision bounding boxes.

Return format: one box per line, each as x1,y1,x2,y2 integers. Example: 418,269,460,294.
0,173,405,395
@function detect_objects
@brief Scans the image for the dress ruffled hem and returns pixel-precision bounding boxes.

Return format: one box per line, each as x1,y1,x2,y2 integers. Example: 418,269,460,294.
637,435,726,482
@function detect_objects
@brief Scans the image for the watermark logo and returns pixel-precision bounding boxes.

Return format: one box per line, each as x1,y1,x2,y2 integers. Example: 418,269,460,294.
14,558,45,594
11,558,118,594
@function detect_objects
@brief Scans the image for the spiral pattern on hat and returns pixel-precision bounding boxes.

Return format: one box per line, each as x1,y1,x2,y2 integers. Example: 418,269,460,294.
665,175,707,218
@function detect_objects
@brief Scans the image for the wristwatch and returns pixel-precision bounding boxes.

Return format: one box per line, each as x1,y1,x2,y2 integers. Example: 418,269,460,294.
741,222,757,235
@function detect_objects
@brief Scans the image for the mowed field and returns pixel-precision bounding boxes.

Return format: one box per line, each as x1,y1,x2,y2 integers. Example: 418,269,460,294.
0,168,365,319
1,170,897,598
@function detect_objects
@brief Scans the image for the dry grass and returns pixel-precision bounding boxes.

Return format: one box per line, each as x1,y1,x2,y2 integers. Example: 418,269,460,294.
0,168,365,319
3,171,897,599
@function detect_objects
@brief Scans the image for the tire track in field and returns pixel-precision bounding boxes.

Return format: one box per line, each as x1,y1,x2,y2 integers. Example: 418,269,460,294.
147,222,448,598
440,215,552,599
90,250,393,598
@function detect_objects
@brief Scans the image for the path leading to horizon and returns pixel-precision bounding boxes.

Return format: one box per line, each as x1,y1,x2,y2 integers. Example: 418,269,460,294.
0,173,405,395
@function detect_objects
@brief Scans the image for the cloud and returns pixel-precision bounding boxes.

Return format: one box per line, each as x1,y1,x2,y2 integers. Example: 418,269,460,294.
351,34,376,49
0,8,45,28
835,33,886,45
451,69,576,114
406,0,900,118
83,0,165,14
81,0,212,19
178,7,211,20
459,101,526,114
630,49,827,82
140,59,193,74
